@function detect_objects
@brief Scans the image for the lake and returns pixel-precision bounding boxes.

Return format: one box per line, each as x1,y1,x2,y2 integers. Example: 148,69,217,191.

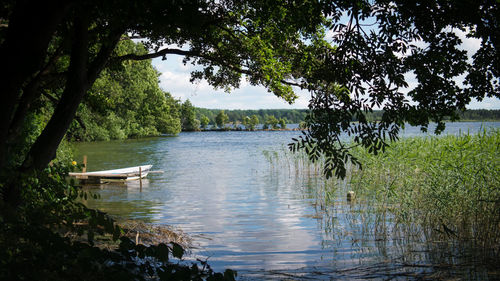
75,122,499,279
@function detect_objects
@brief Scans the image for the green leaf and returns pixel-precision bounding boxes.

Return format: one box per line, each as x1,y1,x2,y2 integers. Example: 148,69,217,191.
113,225,121,241
224,269,237,281
171,242,184,259
156,243,169,262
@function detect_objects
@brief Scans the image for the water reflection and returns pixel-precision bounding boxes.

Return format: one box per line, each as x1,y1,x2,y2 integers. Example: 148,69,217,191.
82,180,163,222
75,122,500,279
267,139,499,279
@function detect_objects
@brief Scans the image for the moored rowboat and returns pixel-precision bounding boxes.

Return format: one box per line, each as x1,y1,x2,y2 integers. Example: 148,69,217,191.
69,165,153,183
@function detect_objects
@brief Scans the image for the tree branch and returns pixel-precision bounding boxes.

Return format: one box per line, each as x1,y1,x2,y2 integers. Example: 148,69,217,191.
42,92,59,104
116,48,199,61
87,28,125,85
117,48,305,88
0,0,71,171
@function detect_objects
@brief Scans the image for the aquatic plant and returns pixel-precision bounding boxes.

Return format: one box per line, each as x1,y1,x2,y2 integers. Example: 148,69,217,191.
266,129,500,252
350,129,500,248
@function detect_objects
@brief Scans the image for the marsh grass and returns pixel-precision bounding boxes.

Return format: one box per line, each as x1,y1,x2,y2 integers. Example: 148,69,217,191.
265,129,500,260
350,129,500,250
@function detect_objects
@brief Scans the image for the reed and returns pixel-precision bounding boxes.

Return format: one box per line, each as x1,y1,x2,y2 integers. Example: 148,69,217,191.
266,129,500,251
349,129,500,249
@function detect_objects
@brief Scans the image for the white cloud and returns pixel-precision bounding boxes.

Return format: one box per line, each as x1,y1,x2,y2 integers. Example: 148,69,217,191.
467,97,500,110
154,57,310,109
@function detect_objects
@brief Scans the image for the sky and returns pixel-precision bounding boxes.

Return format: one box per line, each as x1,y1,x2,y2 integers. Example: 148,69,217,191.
152,30,499,110
153,56,311,110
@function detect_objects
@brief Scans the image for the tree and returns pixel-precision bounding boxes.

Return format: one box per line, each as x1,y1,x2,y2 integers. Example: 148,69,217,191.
195,109,309,124
200,115,210,130
0,0,328,185
180,100,200,131
243,115,259,131
242,116,250,130
288,0,500,179
249,115,260,131
1,0,498,203
215,110,229,129
67,40,181,141
279,118,287,129
1,1,498,278
265,115,279,130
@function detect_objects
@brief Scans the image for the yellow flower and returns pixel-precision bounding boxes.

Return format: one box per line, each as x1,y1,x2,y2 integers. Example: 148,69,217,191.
72,161,77,166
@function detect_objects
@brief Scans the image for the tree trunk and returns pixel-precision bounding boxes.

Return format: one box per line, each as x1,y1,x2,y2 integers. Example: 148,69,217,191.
21,15,90,171
0,0,71,170
3,18,124,206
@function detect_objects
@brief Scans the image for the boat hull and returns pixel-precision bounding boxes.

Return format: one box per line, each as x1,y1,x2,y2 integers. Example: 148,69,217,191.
69,165,153,183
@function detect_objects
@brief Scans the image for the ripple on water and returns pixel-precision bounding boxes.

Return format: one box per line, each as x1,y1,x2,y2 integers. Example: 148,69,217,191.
76,123,500,279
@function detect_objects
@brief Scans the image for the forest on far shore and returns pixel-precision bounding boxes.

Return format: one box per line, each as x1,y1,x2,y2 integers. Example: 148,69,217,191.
194,108,500,126
176,102,500,132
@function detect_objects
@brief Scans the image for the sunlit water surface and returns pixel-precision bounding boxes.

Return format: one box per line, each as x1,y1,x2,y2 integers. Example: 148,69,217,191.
75,122,499,279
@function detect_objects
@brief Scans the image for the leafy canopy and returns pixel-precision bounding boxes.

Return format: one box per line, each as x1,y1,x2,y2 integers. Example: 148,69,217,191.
215,110,229,128
0,0,330,173
289,0,499,178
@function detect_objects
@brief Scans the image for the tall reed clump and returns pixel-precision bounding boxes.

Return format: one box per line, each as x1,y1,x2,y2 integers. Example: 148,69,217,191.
350,129,500,249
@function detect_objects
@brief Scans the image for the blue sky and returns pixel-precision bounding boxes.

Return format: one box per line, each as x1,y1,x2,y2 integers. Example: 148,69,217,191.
152,29,499,110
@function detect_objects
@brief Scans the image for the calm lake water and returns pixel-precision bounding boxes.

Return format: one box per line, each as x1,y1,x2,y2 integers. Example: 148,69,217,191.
75,122,499,279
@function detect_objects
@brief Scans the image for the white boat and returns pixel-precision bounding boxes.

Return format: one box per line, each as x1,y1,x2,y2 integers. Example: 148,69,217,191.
69,165,153,183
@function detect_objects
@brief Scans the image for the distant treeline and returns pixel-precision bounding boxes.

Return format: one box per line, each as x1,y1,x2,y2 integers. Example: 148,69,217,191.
362,109,500,122
195,108,309,125
455,109,500,121
194,108,500,126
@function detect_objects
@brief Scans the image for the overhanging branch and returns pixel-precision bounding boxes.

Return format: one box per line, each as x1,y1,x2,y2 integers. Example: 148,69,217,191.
116,48,199,61
117,48,305,88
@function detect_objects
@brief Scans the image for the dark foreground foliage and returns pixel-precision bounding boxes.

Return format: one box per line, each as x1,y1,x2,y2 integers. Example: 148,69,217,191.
0,165,235,281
